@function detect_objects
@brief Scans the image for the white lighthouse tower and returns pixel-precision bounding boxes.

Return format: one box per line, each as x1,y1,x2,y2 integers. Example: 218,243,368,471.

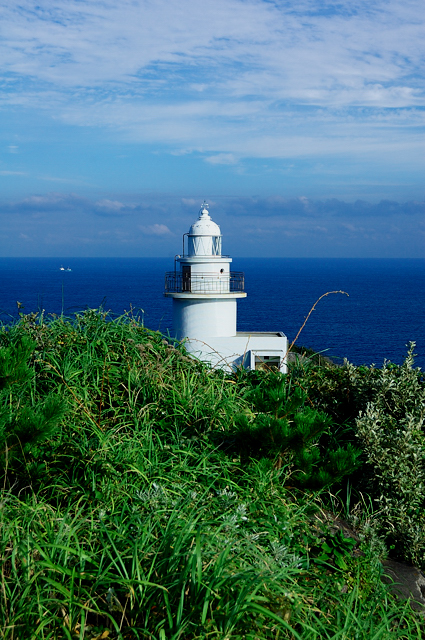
165,203,288,372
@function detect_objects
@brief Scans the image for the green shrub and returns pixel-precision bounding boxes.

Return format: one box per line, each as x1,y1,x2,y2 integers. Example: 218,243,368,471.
0,334,67,480
291,343,425,566
355,343,425,565
231,370,361,488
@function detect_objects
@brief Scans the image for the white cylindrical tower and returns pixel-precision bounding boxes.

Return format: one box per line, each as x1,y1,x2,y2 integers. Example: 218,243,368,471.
164,203,246,341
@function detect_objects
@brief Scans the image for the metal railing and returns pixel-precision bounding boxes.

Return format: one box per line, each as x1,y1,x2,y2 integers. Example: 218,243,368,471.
165,271,244,294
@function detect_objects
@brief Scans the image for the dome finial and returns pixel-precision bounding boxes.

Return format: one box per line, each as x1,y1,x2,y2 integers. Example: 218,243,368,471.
200,201,210,218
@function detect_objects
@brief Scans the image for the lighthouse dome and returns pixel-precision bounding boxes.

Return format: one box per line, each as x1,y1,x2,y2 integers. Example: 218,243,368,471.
189,204,221,237
187,203,222,256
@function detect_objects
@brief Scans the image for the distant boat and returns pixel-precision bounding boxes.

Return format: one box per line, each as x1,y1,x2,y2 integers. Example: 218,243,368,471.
59,266,72,271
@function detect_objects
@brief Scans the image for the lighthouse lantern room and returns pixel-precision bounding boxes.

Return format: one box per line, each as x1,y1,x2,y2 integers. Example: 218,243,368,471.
165,203,287,372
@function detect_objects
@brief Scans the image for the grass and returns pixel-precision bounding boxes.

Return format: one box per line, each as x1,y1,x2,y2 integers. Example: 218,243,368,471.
0,310,423,638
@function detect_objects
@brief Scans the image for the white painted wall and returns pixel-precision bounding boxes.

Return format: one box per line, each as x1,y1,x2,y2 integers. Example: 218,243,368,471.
178,256,231,275
176,257,232,293
173,298,237,340
182,333,288,373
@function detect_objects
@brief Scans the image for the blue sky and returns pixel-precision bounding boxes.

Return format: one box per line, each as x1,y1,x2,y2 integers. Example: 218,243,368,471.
0,0,424,257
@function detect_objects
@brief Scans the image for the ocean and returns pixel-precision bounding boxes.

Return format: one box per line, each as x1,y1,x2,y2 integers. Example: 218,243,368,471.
0,257,424,370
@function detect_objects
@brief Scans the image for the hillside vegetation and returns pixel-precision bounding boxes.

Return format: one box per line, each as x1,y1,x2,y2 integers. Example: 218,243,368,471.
1,310,424,639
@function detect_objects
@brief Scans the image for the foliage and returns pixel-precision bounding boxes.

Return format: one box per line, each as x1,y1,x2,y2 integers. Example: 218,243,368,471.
292,343,425,568
314,529,357,571
0,334,67,476
230,369,361,488
0,312,423,638
355,343,425,566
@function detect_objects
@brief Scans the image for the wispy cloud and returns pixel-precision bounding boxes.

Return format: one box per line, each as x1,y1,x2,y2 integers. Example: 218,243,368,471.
0,0,423,163
205,153,238,165
10,193,88,212
95,199,128,214
223,196,425,218
2,192,423,221
139,223,173,236
0,192,423,258
38,175,89,184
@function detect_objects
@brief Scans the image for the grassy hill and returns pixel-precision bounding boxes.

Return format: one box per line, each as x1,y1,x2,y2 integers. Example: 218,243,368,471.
0,310,424,639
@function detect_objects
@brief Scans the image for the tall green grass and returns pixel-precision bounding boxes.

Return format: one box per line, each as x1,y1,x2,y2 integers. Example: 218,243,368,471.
0,311,423,638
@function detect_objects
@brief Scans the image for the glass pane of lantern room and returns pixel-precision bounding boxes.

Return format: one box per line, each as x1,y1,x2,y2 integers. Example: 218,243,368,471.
212,236,221,255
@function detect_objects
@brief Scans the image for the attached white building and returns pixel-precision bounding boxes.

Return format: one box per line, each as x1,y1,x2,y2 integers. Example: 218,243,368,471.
164,203,287,372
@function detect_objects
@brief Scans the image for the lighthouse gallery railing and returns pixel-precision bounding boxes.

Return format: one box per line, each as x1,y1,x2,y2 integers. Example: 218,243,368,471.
164,271,244,294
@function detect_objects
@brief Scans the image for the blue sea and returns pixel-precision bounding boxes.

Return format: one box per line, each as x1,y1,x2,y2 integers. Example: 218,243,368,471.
0,258,424,369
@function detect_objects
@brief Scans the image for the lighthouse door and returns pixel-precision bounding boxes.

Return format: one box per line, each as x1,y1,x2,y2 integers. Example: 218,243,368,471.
182,265,191,292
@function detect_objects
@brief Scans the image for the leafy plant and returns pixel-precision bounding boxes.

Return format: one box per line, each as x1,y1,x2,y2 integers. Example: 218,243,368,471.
231,369,361,488
315,529,357,570
355,343,425,566
0,335,67,481
0,335,35,389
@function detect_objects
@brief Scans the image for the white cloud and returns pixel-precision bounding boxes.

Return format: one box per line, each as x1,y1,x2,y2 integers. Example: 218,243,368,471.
23,194,64,206
205,153,237,165
95,199,126,211
0,6,423,103
139,223,172,236
0,192,423,257
0,0,423,169
39,175,86,184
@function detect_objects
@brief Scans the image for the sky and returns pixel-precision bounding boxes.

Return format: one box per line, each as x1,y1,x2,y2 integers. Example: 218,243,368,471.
0,0,424,258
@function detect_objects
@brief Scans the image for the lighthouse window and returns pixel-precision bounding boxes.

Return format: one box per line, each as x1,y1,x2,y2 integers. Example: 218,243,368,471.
211,236,222,255
182,265,191,292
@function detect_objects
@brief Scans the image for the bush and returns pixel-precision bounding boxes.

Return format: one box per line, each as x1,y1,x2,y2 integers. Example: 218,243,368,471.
230,369,361,488
297,342,425,567
355,344,425,565
0,335,67,479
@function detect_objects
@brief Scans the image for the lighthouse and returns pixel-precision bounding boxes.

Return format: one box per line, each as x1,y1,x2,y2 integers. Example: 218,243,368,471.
165,203,287,372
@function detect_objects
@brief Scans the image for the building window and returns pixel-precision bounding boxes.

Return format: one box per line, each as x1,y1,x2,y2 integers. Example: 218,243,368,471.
254,355,281,371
